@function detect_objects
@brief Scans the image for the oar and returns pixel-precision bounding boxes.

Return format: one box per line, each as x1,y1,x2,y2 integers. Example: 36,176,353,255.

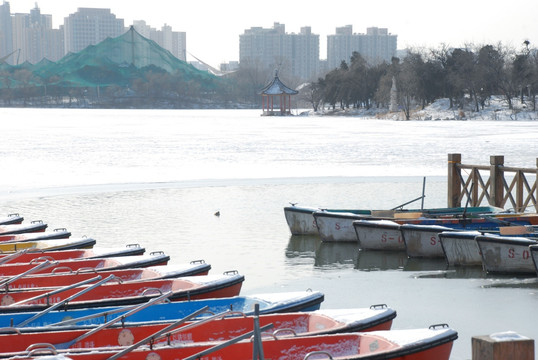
181,323,275,360
48,304,141,327
153,309,236,343
0,260,57,288
54,291,174,349
106,305,211,360
8,274,106,307
16,275,114,327
0,249,28,265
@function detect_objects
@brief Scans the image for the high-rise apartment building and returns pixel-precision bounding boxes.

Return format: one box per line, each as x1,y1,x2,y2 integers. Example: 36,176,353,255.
63,8,124,55
0,1,13,62
240,22,320,81
11,5,62,64
327,26,397,70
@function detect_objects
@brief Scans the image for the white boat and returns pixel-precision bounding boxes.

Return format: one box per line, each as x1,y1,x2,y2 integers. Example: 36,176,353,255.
283,205,320,235
475,234,538,275
438,230,485,266
530,244,538,276
284,205,372,236
353,219,406,251
313,211,372,242
400,224,454,258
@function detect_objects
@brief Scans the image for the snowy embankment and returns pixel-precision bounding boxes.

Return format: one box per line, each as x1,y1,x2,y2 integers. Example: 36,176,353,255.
312,97,538,121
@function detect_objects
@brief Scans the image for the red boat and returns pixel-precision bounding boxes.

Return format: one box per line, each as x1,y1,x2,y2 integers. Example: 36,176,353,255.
0,272,244,312
0,305,396,353
0,253,170,277
0,213,24,225
0,228,71,243
0,244,146,265
0,221,47,236
1,261,211,290
6,324,457,360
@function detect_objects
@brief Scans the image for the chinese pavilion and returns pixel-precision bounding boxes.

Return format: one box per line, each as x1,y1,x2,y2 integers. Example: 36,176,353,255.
258,71,298,116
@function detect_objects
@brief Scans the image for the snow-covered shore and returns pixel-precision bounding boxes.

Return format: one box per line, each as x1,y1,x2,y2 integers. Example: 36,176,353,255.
310,97,538,121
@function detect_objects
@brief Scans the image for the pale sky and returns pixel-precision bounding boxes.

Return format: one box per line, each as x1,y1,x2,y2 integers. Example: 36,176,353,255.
8,0,538,67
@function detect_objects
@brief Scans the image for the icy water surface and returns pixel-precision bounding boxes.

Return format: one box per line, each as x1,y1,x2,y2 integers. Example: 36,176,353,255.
1,108,538,359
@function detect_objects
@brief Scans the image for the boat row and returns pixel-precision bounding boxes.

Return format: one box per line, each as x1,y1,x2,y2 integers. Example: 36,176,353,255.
0,212,458,359
284,204,538,276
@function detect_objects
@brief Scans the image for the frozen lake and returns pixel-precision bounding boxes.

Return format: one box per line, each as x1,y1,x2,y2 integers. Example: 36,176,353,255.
1,108,538,359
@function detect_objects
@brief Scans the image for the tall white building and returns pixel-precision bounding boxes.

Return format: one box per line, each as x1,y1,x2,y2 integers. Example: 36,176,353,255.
239,22,320,81
63,8,124,55
10,5,63,64
0,1,13,62
327,26,397,70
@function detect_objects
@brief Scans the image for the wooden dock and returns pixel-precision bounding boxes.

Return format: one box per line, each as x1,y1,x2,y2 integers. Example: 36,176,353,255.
448,153,537,213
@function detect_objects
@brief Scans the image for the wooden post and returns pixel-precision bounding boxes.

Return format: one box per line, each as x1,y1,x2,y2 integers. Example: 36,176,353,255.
516,170,523,213
472,333,534,360
534,158,538,212
448,153,462,208
490,155,504,209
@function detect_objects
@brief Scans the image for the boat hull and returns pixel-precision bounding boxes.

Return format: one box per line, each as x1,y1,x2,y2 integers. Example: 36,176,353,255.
0,237,96,253
314,211,370,242
0,273,244,313
284,206,320,235
0,253,169,277
439,231,484,266
0,306,396,353
401,224,453,258
1,261,211,290
4,326,457,360
476,235,538,275
0,290,325,327
354,220,405,251
531,245,538,275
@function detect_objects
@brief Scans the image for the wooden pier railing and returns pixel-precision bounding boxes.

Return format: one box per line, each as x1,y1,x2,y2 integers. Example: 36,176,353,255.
448,153,538,213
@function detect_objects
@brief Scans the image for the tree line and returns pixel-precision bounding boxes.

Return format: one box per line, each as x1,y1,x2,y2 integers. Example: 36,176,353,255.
303,42,538,119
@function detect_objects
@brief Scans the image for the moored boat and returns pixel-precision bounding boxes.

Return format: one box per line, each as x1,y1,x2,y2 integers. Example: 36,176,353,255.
355,214,538,252
284,203,500,237
0,272,244,313
400,224,454,258
0,221,47,236
5,324,457,360
354,219,406,251
439,230,485,266
0,244,146,265
314,211,373,242
0,260,211,290
0,228,71,243
0,290,325,327
284,205,325,235
0,253,170,277
0,213,24,225
0,304,396,353
476,234,538,275
0,237,96,253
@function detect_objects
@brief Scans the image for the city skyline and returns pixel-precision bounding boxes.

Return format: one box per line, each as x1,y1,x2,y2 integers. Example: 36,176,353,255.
7,0,538,67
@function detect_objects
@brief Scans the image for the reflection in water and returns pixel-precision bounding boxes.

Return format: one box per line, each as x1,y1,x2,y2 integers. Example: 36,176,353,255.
314,242,360,268
404,257,448,272
285,237,535,284
416,266,487,279
355,250,408,271
285,235,321,259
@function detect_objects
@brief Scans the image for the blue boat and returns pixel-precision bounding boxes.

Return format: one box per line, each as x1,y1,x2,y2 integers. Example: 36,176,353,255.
0,290,324,328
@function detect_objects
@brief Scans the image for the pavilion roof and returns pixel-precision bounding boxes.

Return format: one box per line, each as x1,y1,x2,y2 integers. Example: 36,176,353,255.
259,71,298,95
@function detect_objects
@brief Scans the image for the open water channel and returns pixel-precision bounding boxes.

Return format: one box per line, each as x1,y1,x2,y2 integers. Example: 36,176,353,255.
1,108,538,359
